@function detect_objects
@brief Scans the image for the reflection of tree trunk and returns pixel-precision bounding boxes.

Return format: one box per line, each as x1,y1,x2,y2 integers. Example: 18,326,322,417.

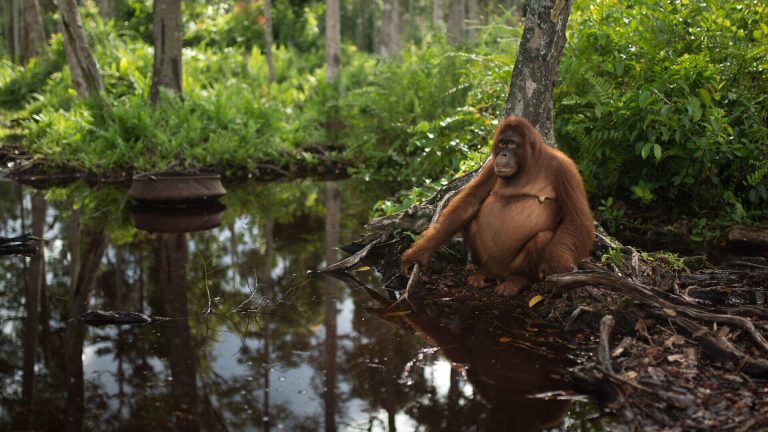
262,220,274,432
21,192,46,427
263,0,276,83
65,227,107,432
384,331,397,432
58,0,104,97
448,367,460,411
157,234,200,432
20,0,47,65
323,182,340,432
149,0,182,103
447,0,464,44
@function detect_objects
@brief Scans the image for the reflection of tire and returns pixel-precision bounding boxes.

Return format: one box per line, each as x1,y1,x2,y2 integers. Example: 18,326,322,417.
0,242,38,256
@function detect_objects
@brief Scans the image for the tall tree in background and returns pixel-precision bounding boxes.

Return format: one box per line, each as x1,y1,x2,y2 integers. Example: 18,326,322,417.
97,0,115,20
503,0,573,146
325,0,340,83
467,0,478,42
432,0,444,33
264,0,276,82
379,0,400,57
447,0,464,44
58,0,104,97
20,0,47,65
149,0,182,103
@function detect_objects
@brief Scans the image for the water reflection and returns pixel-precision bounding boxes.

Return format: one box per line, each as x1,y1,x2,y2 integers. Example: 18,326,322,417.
0,179,588,431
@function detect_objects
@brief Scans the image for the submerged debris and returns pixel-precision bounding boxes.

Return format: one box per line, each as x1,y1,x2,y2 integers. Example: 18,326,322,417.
0,234,39,257
77,310,156,326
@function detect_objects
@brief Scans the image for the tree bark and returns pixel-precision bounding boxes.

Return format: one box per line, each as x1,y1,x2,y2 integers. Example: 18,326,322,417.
466,0,477,42
325,0,341,83
97,0,115,20
502,0,573,147
432,0,444,33
379,0,401,58
149,0,182,103
58,0,104,97
20,0,47,65
264,0,276,83
447,0,464,44
355,0,368,50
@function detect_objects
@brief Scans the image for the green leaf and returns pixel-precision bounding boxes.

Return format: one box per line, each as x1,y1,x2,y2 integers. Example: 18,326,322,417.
641,142,652,159
697,88,711,106
653,143,662,160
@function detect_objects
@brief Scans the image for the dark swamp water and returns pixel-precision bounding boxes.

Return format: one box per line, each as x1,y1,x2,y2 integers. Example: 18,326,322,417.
0,177,605,431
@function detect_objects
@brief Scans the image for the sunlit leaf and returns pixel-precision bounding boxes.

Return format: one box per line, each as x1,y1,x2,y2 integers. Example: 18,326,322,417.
528,295,544,308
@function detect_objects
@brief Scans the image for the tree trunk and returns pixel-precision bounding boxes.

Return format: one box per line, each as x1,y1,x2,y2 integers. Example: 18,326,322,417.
97,0,115,20
263,0,276,83
466,0,477,42
325,0,341,83
5,0,22,61
355,0,367,50
432,0,444,33
502,0,573,147
149,0,182,103
20,0,47,65
447,0,464,44
58,0,104,97
379,0,401,58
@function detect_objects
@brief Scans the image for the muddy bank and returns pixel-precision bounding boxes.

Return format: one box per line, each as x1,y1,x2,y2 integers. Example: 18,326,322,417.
328,219,768,430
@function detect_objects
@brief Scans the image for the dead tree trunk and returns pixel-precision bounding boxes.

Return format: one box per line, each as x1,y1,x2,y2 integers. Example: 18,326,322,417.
502,0,573,146
149,0,182,103
58,0,104,98
20,0,47,65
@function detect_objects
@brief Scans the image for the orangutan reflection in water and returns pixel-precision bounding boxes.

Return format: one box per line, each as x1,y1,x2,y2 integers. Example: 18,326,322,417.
399,310,571,431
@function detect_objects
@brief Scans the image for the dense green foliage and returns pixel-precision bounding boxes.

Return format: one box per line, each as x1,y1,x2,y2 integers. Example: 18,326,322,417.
557,0,768,226
1,0,766,228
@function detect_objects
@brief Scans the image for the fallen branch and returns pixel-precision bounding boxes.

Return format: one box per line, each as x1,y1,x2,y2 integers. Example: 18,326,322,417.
549,271,768,353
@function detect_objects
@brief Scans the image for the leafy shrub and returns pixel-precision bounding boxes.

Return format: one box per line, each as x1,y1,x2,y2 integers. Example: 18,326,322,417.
556,0,768,221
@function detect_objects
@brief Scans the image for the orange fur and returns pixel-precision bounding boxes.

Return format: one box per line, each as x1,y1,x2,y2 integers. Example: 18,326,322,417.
401,116,594,295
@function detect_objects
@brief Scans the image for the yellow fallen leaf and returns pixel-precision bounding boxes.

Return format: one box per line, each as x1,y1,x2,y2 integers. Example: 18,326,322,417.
663,308,677,317
354,266,371,271
499,336,513,343
528,295,544,308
